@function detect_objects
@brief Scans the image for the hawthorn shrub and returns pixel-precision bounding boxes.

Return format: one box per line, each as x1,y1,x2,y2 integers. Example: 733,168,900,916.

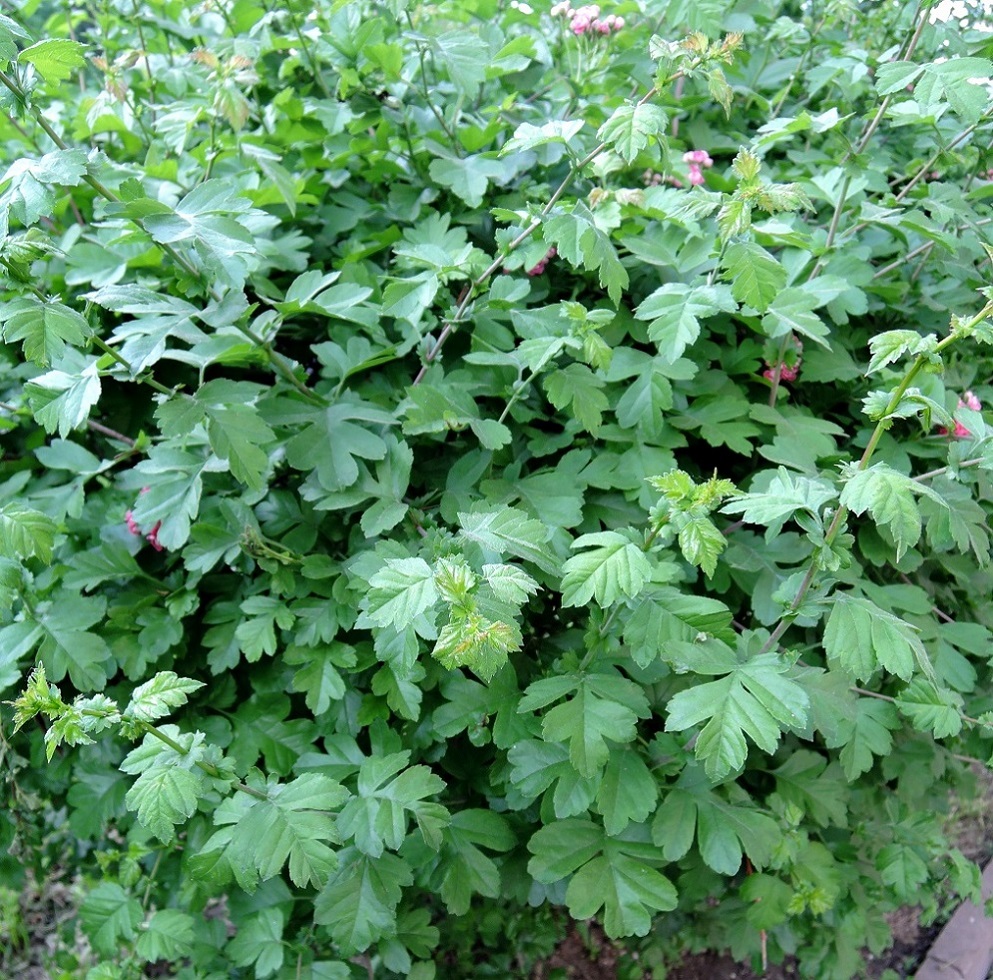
3,0,993,977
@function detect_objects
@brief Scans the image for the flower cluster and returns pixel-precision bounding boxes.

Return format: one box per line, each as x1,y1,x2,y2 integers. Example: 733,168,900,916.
683,149,714,186
125,487,164,551
941,391,982,438
763,338,804,385
550,2,624,35
526,246,557,276
642,169,684,189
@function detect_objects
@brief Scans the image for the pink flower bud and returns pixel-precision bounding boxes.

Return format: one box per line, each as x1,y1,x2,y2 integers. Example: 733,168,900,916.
962,391,982,412
125,511,141,536
146,522,164,552
763,362,800,384
683,149,714,168
687,165,705,186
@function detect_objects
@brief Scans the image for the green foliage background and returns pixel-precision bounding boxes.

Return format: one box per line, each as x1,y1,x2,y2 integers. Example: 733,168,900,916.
3,0,993,977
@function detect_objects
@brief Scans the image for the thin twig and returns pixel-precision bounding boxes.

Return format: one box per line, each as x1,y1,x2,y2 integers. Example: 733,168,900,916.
411,82,666,382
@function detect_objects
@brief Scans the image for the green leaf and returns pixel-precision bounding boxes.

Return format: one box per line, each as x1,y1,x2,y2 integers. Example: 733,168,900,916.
677,515,726,577
866,329,935,375
287,645,348,715
840,464,945,560
86,283,200,374
481,564,539,605
285,400,393,493
337,753,447,857
19,39,86,83
429,154,504,208
123,671,204,723
35,593,111,691
204,403,274,491
314,849,413,954
652,770,780,874
364,558,438,631
597,103,667,163
561,531,652,608
0,149,88,225
235,595,296,662
772,751,848,827
432,611,520,683
0,14,29,67
250,774,346,887
438,809,515,914
721,241,786,312
528,820,677,938
67,759,129,839
0,502,57,563
135,909,195,963
124,764,201,843
880,57,993,123
635,283,736,363
26,359,102,438
228,907,285,979
432,30,488,98
878,843,929,903
761,287,830,346
500,119,586,155
0,298,90,366
665,652,809,779
458,506,558,575
613,357,673,440
128,180,259,287
596,748,659,836
622,588,735,669
896,679,963,738
544,363,609,435
531,674,646,778
830,697,899,781
120,727,210,842
79,883,142,958
543,201,628,304
723,468,837,538
823,593,930,682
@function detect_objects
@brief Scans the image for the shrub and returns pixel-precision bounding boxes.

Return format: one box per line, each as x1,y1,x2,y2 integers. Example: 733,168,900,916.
2,1,993,978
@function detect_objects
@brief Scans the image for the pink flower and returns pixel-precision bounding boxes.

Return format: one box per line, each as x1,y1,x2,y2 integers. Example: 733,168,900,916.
940,391,982,438
146,522,164,551
687,165,705,186
763,361,801,384
560,4,620,36
526,247,556,276
125,486,165,550
683,149,714,168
